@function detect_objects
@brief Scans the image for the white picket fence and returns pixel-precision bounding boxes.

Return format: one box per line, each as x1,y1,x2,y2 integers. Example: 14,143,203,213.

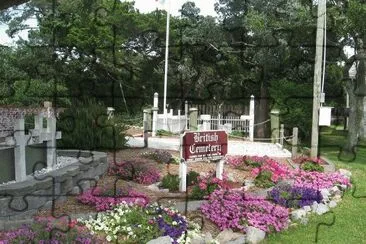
156,111,187,134
148,92,255,141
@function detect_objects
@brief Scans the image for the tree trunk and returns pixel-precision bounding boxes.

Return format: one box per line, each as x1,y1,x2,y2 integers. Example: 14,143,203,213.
344,47,366,152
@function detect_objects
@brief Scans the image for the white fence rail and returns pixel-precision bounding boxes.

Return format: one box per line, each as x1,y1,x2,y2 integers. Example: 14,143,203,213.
148,93,255,141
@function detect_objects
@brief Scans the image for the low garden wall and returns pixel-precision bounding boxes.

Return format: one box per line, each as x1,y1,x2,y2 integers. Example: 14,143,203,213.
0,150,108,230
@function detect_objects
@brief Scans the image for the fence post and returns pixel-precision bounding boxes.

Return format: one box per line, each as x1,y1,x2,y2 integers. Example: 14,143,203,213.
152,92,159,137
14,118,26,182
178,110,181,133
292,127,298,159
189,108,198,131
200,114,211,131
279,124,284,147
143,109,150,147
185,101,188,130
249,95,255,141
270,109,280,143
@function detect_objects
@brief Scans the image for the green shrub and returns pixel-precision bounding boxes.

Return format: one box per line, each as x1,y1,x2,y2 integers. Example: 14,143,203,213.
161,174,180,192
186,171,200,186
254,170,275,188
301,161,324,172
190,184,218,200
57,99,127,150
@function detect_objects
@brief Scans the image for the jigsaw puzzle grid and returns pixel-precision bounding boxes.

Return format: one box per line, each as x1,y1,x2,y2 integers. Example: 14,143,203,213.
0,0,365,243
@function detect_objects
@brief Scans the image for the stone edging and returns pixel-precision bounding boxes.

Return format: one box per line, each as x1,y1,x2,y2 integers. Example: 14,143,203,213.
0,150,108,231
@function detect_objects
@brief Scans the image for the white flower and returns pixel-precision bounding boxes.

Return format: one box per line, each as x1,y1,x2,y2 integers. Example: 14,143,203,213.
172,221,178,226
126,226,132,232
106,235,112,242
128,231,134,236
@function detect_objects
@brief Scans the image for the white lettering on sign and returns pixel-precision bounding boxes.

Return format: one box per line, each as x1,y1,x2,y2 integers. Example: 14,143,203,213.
193,132,218,143
189,144,222,155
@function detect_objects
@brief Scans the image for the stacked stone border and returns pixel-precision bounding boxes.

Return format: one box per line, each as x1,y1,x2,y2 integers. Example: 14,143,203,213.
0,150,108,230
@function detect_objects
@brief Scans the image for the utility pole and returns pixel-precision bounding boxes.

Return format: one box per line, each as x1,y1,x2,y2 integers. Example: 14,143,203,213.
311,0,326,157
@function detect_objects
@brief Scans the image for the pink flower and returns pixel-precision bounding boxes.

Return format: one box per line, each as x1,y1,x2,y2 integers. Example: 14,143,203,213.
251,168,260,177
199,182,207,190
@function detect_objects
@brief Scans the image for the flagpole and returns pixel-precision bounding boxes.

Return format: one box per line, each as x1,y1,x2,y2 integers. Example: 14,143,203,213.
163,0,170,125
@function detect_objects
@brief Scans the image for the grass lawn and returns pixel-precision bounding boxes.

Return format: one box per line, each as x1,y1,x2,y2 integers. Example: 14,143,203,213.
265,128,366,244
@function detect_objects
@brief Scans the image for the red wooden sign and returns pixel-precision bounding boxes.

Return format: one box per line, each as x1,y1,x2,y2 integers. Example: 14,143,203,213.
181,131,228,161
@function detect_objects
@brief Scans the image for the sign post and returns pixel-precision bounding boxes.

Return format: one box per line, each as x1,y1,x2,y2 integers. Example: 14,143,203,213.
179,130,228,192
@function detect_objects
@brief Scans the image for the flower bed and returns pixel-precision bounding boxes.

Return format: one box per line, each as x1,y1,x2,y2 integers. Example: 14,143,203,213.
78,202,188,244
269,184,322,208
200,189,289,233
77,187,149,212
0,216,97,243
108,159,160,185
291,170,351,190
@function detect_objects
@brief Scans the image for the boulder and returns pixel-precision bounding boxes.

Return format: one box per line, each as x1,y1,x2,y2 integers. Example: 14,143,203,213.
147,236,172,244
216,229,246,243
204,233,213,243
328,200,337,208
311,201,319,212
246,226,266,244
320,189,331,199
339,184,348,190
147,183,160,192
315,203,329,215
191,234,205,244
338,169,352,178
300,217,309,225
303,205,312,213
291,209,307,221
227,235,247,244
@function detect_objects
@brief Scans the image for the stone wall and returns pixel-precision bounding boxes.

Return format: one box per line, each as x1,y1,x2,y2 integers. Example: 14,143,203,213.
0,150,108,230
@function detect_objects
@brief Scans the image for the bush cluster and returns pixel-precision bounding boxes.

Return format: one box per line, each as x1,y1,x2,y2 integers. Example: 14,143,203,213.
57,99,127,150
190,171,230,200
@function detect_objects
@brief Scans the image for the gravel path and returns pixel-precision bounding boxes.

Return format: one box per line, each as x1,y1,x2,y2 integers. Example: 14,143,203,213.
126,136,292,158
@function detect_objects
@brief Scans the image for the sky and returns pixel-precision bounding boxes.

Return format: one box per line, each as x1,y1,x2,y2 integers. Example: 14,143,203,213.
0,0,217,45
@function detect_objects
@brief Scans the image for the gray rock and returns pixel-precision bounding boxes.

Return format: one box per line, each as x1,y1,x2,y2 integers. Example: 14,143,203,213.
244,179,255,187
175,200,207,212
246,226,265,244
147,236,172,244
291,209,307,221
72,186,80,195
338,169,352,178
311,201,319,212
227,173,236,182
339,184,348,190
332,194,342,203
300,217,309,225
216,229,245,243
204,233,213,243
320,188,331,199
227,235,246,244
330,186,341,195
328,200,337,208
315,203,329,215
191,235,205,244
147,183,160,192
303,205,312,213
